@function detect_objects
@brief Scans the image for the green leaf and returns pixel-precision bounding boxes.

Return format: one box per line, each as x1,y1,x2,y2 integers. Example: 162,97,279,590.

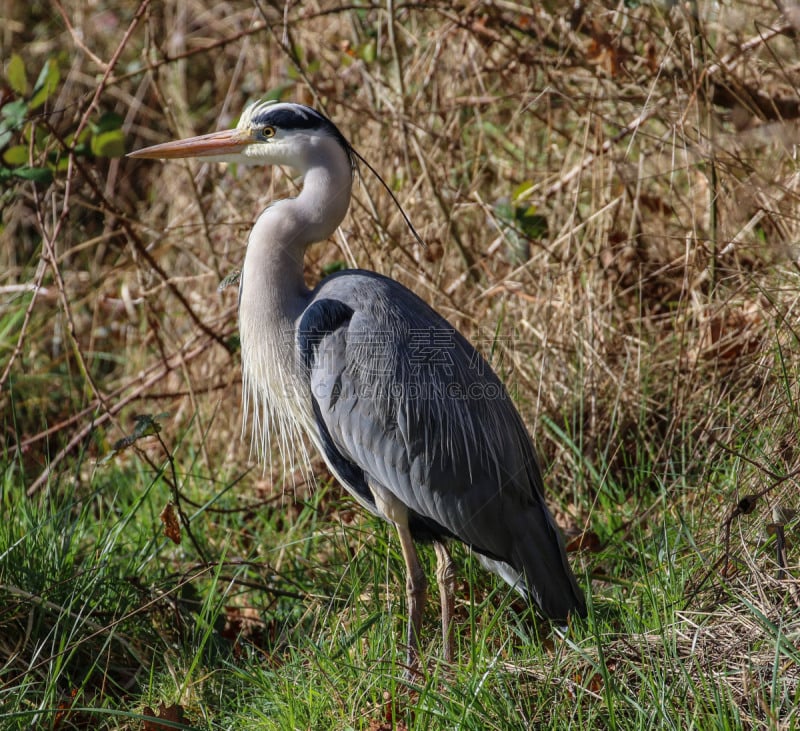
29,59,60,110
6,54,28,96
2,145,28,166
359,41,376,64
1,99,28,127
515,207,548,240
132,412,169,439
108,412,170,455
218,269,241,292
93,111,124,134
90,129,125,157
493,198,513,221
225,334,240,352
321,260,347,276
12,166,52,183
512,180,534,201
262,84,293,103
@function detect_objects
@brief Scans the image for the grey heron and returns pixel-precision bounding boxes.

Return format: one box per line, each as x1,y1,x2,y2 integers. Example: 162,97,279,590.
129,100,586,669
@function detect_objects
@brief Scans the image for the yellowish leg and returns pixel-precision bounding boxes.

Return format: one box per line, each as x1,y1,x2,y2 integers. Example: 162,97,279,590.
434,541,456,663
395,521,427,672
369,482,429,675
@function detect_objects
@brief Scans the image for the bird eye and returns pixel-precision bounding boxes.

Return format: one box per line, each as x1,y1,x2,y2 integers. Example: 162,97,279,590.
261,126,276,139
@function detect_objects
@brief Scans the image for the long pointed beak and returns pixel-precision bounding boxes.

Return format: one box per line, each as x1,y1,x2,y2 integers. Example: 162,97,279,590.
127,128,255,160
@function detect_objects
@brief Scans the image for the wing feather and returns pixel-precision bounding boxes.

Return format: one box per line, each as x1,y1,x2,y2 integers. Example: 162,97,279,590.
298,270,586,619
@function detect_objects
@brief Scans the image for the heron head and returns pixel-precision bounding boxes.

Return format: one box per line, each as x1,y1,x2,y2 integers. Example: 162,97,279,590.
128,100,355,171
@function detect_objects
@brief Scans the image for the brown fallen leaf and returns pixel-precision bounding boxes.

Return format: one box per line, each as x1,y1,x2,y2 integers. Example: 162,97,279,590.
565,531,603,553
143,702,187,730
160,502,181,544
52,688,78,730
364,690,411,730
692,301,764,364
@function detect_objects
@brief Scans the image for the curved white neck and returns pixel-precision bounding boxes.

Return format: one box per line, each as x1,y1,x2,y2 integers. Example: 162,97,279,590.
240,140,353,317
236,135,353,463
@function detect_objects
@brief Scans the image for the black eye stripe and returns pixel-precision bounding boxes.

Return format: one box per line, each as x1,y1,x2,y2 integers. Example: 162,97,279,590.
252,106,326,131
246,102,356,172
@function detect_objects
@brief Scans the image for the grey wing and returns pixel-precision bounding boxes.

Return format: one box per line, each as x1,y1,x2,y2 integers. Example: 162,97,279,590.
298,273,586,619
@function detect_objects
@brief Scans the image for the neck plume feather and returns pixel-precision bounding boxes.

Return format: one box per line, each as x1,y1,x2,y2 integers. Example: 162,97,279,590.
237,135,354,477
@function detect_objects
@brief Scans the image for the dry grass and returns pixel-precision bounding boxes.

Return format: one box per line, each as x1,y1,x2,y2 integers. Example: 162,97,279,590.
2,0,800,727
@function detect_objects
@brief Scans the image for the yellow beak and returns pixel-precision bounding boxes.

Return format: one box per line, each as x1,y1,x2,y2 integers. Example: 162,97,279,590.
127,127,254,160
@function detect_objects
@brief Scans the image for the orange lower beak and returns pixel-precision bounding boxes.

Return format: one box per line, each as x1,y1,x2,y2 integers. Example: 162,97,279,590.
127,127,254,160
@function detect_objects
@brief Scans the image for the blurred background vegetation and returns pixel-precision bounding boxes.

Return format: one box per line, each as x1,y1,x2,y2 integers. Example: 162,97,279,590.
1,1,799,728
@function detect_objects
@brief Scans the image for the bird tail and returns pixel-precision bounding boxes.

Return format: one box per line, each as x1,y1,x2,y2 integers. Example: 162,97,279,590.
476,511,587,622
515,508,587,621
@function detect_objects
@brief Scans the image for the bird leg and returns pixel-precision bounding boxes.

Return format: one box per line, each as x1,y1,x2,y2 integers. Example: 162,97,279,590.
433,541,456,663
394,521,427,672
369,483,428,674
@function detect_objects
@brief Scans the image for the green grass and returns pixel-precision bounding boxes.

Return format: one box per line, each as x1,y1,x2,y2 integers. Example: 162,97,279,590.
2,425,797,729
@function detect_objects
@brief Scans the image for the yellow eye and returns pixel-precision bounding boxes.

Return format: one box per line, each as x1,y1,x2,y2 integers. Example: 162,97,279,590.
261,126,276,139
